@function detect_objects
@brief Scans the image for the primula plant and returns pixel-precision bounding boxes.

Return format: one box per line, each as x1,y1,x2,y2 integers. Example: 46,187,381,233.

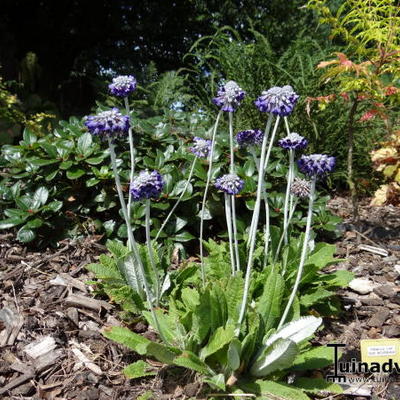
83,74,351,399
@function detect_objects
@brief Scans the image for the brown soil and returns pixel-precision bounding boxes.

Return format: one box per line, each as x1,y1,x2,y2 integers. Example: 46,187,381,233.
0,197,400,400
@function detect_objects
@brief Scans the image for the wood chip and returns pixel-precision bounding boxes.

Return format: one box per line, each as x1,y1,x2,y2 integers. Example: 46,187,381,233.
0,307,24,346
71,347,103,375
25,336,56,359
65,293,112,311
49,273,87,293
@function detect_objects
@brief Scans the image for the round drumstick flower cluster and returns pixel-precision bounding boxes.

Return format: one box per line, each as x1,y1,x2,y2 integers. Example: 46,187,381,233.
298,154,336,177
130,170,164,201
190,137,212,158
213,80,246,112
255,85,299,116
278,132,308,151
109,75,137,97
84,108,130,139
215,174,244,195
236,129,264,147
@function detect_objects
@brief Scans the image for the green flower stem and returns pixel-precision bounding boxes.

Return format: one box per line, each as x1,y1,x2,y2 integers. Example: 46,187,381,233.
237,114,275,329
225,193,236,275
247,115,274,249
155,156,197,241
124,97,136,221
278,177,316,329
274,197,299,266
250,149,270,265
283,116,295,213
283,149,295,245
108,139,165,343
145,199,160,306
231,195,240,272
199,110,223,286
228,111,240,272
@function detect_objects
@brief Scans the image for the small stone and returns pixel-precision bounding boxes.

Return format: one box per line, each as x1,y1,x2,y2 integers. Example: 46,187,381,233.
383,255,398,263
367,308,390,327
360,297,384,306
383,325,400,338
374,284,396,299
394,265,400,275
392,315,400,325
349,278,375,294
386,303,400,310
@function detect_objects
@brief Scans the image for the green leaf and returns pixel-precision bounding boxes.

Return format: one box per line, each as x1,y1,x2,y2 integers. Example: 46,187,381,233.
0,217,25,229
66,167,86,179
318,270,354,288
60,160,73,170
241,380,311,400
17,227,36,243
29,158,58,167
300,288,333,308
225,275,244,323
291,346,335,371
227,339,241,371
204,374,226,391
293,378,343,395
23,128,37,145
77,132,93,157
123,360,156,379
173,231,195,242
173,351,211,375
257,269,285,331
44,200,63,212
86,177,100,187
250,338,299,377
25,218,43,229
4,209,29,219
40,143,58,158
86,156,106,165
200,325,235,360
102,326,180,364
33,187,49,206
305,243,337,270
16,195,35,211
45,169,59,181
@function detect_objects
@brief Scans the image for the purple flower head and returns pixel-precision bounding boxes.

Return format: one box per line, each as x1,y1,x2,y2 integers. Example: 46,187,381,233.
255,85,299,116
84,108,130,139
109,75,137,97
290,177,311,198
236,129,264,147
130,170,164,201
278,132,308,151
215,174,244,195
212,80,246,112
190,137,212,158
298,154,336,177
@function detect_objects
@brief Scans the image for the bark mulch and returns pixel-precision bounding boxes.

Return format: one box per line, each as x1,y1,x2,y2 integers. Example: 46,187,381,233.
0,197,400,399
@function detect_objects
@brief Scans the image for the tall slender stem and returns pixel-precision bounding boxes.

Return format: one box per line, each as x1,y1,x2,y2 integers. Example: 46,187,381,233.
199,110,223,286
274,197,299,266
124,97,136,222
108,139,166,342
225,194,236,275
283,149,295,245
278,177,316,329
247,116,274,248
228,111,240,272
237,114,276,329
155,156,197,241
231,196,240,272
145,200,160,306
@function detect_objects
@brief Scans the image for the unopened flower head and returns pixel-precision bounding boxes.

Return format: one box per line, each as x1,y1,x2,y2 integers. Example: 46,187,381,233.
290,177,311,198
190,137,212,158
84,108,129,139
255,85,299,116
236,129,264,147
109,75,137,97
215,174,244,195
212,80,246,112
130,170,164,201
298,154,335,177
278,132,308,151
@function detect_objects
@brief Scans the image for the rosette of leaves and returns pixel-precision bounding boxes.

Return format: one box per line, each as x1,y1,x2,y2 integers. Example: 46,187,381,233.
103,267,343,399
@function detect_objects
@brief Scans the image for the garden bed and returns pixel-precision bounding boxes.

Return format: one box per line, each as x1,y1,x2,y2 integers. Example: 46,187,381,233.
0,197,400,400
